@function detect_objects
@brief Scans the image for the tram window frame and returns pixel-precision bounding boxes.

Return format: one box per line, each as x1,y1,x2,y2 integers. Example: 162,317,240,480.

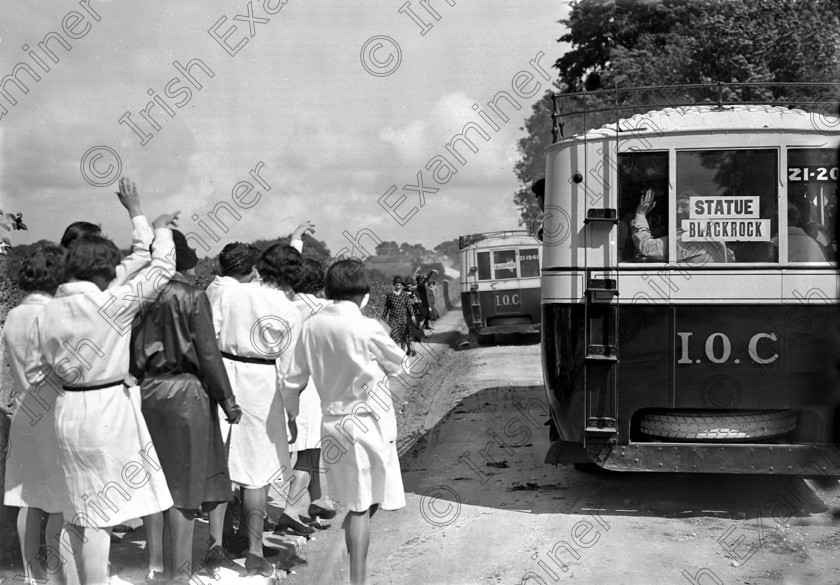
477,251,492,280
475,247,540,281
519,248,541,278
617,150,670,264
785,147,837,264
674,148,779,265
492,249,518,280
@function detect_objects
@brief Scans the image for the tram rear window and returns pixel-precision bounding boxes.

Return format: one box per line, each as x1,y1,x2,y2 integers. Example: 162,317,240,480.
618,151,669,262
786,148,837,262
493,250,517,279
676,149,778,264
620,150,781,264
477,252,491,280
519,248,540,277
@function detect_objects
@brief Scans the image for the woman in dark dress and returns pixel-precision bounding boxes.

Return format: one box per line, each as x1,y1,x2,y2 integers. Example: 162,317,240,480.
130,230,242,583
382,275,413,355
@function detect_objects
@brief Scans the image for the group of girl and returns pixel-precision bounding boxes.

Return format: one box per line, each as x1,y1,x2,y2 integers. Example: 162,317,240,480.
3,177,406,585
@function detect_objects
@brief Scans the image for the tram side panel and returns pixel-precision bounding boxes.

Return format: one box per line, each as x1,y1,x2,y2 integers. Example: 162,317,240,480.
542,141,591,451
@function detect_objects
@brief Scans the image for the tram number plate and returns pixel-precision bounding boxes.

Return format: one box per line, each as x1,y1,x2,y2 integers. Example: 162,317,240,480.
494,291,521,314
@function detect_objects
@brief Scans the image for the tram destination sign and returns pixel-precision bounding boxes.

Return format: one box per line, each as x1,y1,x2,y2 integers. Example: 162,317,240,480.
681,195,770,242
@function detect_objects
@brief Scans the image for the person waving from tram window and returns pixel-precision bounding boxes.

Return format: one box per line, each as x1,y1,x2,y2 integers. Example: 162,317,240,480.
631,189,734,265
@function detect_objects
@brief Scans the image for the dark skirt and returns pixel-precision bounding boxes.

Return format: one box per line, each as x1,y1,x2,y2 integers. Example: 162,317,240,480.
140,373,231,510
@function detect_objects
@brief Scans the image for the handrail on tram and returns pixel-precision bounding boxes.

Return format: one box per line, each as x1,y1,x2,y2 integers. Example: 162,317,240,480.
458,230,532,250
550,81,840,143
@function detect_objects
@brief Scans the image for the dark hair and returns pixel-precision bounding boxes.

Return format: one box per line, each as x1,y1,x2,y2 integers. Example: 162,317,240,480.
66,235,121,283
325,259,370,301
61,221,101,249
293,257,326,295
219,242,261,277
172,229,198,272
17,244,66,294
787,203,803,228
256,244,302,288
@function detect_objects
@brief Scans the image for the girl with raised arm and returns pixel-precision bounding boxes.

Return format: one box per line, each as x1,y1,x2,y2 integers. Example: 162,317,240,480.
25,179,179,585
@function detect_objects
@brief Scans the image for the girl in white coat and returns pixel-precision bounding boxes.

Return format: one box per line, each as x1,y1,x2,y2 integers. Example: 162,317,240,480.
287,259,406,585
25,212,179,585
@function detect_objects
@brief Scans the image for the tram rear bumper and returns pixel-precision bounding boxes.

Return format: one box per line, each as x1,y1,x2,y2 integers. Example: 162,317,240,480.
477,323,541,336
584,442,840,476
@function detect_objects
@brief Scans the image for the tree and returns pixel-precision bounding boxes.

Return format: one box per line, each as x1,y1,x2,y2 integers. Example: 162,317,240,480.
398,242,429,264
513,0,840,225
375,241,401,255
433,238,461,268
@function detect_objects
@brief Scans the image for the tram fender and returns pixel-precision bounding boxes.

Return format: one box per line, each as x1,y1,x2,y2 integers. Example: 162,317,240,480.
545,440,591,464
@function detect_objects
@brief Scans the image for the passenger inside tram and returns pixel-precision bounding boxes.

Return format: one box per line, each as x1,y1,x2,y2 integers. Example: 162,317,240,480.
630,189,734,265
777,201,831,262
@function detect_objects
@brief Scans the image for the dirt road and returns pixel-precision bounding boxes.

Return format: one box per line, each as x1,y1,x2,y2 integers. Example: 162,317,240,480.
5,306,836,584
291,308,840,585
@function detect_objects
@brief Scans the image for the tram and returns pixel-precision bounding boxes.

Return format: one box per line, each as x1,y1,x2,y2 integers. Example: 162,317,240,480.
459,230,541,344
541,83,840,475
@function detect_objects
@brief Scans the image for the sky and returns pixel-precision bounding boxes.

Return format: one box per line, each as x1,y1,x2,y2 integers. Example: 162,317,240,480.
0,0,569,258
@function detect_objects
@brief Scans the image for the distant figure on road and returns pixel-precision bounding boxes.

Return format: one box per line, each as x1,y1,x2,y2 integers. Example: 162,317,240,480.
382,275,414,356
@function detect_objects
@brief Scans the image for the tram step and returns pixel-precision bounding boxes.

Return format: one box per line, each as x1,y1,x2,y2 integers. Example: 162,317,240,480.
586,278,617,291
586,344,618,360
583,208,618,224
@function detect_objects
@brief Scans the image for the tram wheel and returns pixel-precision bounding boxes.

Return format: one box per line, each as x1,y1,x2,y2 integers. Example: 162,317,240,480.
640,410,796,441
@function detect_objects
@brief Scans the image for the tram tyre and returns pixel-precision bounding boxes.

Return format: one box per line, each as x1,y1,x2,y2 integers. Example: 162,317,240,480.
640,410,796,441
476,333,495,345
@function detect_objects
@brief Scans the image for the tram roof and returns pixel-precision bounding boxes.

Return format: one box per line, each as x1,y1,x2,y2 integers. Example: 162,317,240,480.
563,104,839,142
458,230,537,250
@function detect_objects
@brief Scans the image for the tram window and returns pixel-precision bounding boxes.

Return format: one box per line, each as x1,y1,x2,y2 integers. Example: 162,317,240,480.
519,248,540,278
675,149,779,264
477,252,491,280
493,249,518,279
618,151,669,262
786,149,837,262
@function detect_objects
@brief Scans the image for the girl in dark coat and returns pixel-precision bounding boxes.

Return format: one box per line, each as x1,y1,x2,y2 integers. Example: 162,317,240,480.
130,230,242,584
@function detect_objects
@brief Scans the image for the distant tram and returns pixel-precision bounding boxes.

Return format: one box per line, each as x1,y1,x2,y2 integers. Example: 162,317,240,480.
541,83,840,475
459,231,542,344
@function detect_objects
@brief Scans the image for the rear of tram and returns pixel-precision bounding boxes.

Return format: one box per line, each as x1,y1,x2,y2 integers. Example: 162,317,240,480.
541,85,840,475
459,231,542,344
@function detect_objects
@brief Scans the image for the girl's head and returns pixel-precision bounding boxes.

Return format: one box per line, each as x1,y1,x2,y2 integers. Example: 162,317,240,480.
66,235,122,290
392,275,404,291
219,242,261,280
293,257,326,295
60,221,101,249
171,229,198,273
257,244,303,290
16,244,66,295
325,259,370,304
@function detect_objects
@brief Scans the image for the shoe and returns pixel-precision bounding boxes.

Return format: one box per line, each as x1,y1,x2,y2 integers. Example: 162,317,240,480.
274,513,316,536
145,570,167,585
263,515,277,531
308,503,337,520
204,545,229,571
244,554,275,578
222,529,249,557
